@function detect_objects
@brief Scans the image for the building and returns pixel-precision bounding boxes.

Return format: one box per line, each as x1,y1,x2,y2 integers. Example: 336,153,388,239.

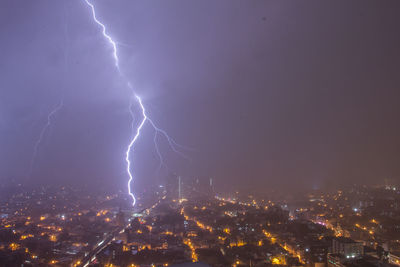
116,210,125,227
331,237,363,259
389,252,400,266
327,254,346,267
171,263,211,267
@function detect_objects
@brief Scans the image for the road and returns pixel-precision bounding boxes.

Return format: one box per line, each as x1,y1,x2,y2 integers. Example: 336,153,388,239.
77,226,124,267
77,196,165,267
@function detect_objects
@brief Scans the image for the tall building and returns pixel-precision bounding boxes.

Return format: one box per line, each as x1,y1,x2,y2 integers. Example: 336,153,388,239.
331,237,363,258
116,209,125,228
328,237,364,266
178,176,182,201
191,177,214,196
166,172,179,200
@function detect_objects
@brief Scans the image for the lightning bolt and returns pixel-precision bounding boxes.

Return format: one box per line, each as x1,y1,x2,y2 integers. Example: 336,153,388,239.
125,95,146,207
84,0,190,207
147,118,192,162
29,100,64,177
152,130,166,174
84,0,119,69
29,7,69,179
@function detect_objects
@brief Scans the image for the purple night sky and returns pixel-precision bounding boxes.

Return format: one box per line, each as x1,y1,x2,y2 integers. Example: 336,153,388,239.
1,0,400,193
